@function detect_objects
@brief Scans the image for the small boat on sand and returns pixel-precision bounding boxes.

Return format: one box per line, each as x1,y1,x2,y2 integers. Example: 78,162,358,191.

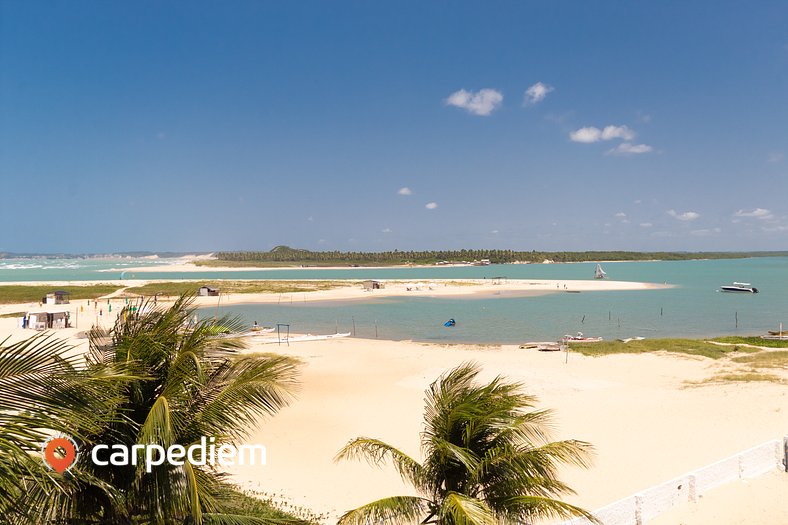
762,324,788,340
562,332,603,343
519,342,562,351
720,282,759,293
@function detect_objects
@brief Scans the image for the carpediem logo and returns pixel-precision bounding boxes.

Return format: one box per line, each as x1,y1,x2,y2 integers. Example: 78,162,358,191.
42,435,266,474
42,435,79,474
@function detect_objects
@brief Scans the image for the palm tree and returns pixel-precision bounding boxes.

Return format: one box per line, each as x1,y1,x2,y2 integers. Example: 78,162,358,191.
0,333,134,523
335,362,598,525
3,295,301,524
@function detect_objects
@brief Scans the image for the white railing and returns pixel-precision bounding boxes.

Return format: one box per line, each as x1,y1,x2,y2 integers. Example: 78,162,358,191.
558,436,787,525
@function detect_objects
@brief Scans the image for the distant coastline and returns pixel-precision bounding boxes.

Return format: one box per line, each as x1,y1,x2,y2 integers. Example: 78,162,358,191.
193,247,788,269
4,249,788,273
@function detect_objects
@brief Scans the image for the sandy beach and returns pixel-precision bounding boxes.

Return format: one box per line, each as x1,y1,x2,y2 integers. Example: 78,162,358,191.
0,286,785,524
0,276,671,309
222,336,787,524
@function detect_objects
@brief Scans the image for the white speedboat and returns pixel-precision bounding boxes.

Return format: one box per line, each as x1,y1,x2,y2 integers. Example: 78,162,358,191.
720,282,759,293
561,332,603,343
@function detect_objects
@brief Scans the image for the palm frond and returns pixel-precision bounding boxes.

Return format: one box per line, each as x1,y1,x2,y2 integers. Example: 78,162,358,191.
439,492,496,525
335,437,427,491
337,495,431,525
196,353,299,440
497,495,601,524
138,394,174,447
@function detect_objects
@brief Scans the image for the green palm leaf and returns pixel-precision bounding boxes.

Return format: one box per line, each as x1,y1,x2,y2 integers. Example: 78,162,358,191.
334,437,427,491
337,495,432,525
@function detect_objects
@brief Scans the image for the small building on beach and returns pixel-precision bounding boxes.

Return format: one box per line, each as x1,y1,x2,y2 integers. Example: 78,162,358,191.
25,310,71,330
362,280,384,290
198,286,220,297
43,290,70,305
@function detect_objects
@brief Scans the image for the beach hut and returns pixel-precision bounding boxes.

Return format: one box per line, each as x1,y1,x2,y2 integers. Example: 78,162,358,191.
198,286,220,297
362,280,384,290
26,310,71,330
44,290,70,305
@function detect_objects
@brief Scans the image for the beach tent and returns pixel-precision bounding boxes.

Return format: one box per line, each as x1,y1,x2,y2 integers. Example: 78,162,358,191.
44,290,70,305
362,280,384,290
26,309,71,330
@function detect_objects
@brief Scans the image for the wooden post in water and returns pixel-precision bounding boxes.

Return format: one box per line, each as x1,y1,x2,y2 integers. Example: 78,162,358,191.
735,311,738,329
352,316,356,337
375,319,378,339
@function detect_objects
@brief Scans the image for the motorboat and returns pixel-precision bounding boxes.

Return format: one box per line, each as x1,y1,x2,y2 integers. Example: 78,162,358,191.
561,332,603,343
720,282,758,293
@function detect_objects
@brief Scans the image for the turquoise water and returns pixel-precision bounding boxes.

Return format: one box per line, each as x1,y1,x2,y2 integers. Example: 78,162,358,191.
2,257,787,343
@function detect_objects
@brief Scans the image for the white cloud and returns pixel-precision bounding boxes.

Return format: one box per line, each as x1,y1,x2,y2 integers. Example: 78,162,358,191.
491,229,499,234
614,212,627,218
397,187,412,196
570,125,636,144
601,125,635,141
767,152,784,163
445,88,503,116
667,209,700,221
690,228,721,236
382,228,392,233
639,222,653,228
523,82,553,105
569,127,602,143
734,208,773,220
762,224,788,232
607,142,653,155
425,202,438,210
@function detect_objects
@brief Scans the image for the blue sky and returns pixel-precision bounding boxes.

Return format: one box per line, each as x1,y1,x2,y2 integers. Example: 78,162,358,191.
1,1,787,253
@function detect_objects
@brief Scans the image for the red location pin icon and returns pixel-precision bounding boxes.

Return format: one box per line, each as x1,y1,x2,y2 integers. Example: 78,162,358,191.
43,436,78,474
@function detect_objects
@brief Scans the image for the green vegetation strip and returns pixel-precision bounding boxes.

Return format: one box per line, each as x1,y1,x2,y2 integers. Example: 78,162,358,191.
199,245,788,267
711,336,788,349
0,285,122,304
124,280,350,297
569,338,761,359
732,350,788,369
702,372,783,384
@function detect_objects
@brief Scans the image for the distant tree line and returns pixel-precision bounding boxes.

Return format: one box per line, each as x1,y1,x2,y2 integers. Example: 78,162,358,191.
212,246,788,266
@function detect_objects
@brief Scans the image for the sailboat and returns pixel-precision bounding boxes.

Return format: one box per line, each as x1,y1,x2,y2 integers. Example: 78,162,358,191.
594,263,607,279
